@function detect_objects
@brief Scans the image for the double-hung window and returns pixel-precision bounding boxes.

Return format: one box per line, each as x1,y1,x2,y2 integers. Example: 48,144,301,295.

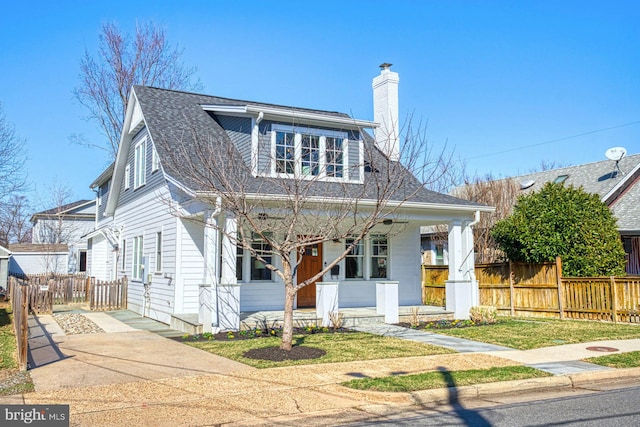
275,131,295,174
155,232,162,272
301,134,320,176
250,234,272,281
345,235,389,279
345,238,364,279
134,139,146,188
325,137,344,178
370,235,388,279
133,236,144,280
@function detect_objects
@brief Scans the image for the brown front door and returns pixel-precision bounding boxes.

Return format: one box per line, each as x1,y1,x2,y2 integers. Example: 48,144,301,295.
296,242,323,308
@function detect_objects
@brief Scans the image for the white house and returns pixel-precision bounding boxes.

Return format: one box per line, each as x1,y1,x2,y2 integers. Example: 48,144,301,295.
87,65,491,331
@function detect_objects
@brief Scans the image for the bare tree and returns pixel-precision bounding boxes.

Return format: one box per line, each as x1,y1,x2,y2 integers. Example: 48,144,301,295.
161,120,453,351
0,101,27,208
74,21,201,158
32,182,77,245
452,174,520,263
0,195,32,246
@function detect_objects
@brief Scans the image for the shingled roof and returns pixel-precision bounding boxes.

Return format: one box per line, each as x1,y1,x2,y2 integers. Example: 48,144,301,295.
133,85,485,209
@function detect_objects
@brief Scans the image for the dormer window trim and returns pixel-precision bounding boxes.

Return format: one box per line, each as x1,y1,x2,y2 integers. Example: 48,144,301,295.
267,124,357,183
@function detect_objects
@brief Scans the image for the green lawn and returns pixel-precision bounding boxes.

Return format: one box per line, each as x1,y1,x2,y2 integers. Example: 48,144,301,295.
585,351,640,369
342,366,551,392
187,331,454,368
426,318,640,350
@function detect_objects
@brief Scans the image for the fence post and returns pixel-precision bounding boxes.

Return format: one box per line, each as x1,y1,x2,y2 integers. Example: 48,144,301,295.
508,261,515,316
85,276,92,304
610,276,618,324
556,256,565,319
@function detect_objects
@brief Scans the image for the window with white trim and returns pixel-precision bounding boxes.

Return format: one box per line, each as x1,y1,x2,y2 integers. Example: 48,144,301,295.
133,236,144,280
370,235,388,279
155,232,162,272
120,239,127,271
151,147,159,172
271,125,348,180
345,238,364,279
236,245,244,281
124,164,131,189
134,139,146,188
250,234,272,281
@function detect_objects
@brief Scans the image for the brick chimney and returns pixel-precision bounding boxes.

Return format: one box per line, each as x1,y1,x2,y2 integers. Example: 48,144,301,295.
372,63,400,161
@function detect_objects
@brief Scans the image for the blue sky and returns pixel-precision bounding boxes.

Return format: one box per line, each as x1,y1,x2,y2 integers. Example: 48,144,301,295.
1,0,638,204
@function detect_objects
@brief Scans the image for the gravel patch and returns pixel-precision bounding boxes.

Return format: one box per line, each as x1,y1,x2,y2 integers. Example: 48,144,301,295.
0,370,34,395
52,313,105,335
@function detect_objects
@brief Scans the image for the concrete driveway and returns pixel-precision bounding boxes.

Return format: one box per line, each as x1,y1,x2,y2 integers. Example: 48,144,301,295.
27,310,252,392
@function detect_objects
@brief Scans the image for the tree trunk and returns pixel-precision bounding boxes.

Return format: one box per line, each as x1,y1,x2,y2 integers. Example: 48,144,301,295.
280,283,296,351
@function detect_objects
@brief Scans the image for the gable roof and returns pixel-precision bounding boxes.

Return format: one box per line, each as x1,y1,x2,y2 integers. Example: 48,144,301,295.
30,200,95,222
107,86,488,215
455,154,640,233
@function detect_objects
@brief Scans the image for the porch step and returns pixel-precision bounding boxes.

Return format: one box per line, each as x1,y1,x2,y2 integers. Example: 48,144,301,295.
240,306,454,330
170,313,202,335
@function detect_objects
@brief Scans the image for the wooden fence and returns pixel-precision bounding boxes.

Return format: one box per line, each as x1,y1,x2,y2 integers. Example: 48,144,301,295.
9,274,128,314
422,258,640,323
8,277,29,371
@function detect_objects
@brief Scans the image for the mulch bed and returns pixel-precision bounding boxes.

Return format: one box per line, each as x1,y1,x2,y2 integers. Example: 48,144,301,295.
243,346,326,361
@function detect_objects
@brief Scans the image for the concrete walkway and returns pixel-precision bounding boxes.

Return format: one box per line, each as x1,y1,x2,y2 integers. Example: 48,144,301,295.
353,323,628,375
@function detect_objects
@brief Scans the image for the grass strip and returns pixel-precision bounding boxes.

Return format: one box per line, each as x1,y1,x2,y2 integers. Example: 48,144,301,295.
342,366,552,392
188,331,454,368
428,318,640,350
0,304,17,370
584,351,640,369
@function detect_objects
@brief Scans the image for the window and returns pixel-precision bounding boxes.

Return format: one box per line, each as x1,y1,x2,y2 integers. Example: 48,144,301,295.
554,175,568,184
155,232,162,272
152,147,159,172
250,234,272,281
133,236,144,280
301,134,320,176
271,125,348,180
370,235,388,279
325,137,344,178
134,139,146,188
124,164,131,189
435,242,445,266
236,245,243,281
345,238,364,279
120,239,127,271
275,131,295,174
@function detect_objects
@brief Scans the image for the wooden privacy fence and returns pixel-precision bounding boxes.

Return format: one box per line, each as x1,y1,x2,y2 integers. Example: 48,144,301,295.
8,277,29,371
12,274,128,314
422,258,640,323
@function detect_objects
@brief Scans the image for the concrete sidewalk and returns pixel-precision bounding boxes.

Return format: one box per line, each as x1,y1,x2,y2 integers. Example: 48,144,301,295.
4,311,640,426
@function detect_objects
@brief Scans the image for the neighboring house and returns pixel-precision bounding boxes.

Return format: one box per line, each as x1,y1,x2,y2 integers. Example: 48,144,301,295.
0,245,10,289
30,199,95,273
8,244,69,276
87,65,491,330
423,154,640,275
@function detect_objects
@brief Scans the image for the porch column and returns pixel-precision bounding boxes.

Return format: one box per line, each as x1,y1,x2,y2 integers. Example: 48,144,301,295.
445,219,475,319
200,210,220,332
462,220,479,306
219,215,240,331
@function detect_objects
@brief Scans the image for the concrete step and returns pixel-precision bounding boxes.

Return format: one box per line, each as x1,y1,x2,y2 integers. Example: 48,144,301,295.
170,313,202,335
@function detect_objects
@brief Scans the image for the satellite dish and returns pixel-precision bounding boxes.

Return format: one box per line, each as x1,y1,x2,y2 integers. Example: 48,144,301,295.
520,179,535,190
605,147,627,162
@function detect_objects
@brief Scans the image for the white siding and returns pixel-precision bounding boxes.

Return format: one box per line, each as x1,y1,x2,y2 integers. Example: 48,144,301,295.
114,186,177,324
8,252,68,275
392,225,423,305
240,283,285,311
178,218,204,313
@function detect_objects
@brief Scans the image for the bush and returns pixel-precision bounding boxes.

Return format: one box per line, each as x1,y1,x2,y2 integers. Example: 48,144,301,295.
470,306,498,325
492,182,626,277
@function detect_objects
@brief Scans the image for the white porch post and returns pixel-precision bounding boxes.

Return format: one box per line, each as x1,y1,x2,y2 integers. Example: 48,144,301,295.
219,215,240,331
445,219,476,319
200,210,220,333
462,220,479,306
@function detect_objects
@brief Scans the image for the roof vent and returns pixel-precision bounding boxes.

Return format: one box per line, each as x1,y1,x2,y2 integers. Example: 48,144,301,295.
520,179,535,190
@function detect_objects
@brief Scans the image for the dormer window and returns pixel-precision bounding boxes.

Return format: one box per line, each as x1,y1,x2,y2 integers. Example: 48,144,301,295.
134,138,147,188
270,124,348,181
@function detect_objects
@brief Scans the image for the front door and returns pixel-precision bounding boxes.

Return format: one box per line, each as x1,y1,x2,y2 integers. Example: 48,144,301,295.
296,242,322,308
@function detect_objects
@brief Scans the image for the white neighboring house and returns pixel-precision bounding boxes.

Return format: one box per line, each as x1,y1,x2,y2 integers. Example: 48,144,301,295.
8,200,96,275
87,66,491,330
0,245,10,289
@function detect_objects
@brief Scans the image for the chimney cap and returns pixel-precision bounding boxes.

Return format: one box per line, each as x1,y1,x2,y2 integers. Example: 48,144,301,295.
379,63,393,70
